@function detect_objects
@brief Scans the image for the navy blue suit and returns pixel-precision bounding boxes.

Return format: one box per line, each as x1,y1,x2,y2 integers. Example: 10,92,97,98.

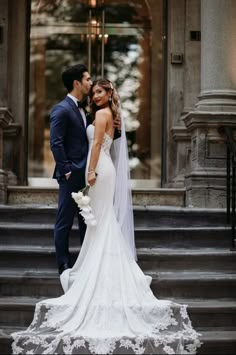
50,96,91,267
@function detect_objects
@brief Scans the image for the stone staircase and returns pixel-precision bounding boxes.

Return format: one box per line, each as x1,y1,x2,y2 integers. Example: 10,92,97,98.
0,204,236,354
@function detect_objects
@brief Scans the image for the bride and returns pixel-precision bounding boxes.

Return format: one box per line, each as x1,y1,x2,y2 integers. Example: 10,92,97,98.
11,79,201,354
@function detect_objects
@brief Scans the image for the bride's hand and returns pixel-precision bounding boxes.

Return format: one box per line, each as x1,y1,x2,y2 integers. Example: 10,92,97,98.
88,171,97,186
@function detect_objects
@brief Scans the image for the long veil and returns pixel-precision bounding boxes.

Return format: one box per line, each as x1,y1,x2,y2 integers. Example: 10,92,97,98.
111,107,137,260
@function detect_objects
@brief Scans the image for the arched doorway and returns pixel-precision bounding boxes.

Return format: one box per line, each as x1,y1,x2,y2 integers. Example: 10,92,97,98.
28,0,165,185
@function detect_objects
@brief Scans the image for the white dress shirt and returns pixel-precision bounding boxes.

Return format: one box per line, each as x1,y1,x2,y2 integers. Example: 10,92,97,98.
65,94,87,177
67,93,87,128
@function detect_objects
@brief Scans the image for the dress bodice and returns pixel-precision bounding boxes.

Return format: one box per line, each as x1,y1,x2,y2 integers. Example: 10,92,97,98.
87,124,113,155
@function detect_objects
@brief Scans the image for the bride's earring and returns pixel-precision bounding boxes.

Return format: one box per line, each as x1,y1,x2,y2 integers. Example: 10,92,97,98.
109,96,112,102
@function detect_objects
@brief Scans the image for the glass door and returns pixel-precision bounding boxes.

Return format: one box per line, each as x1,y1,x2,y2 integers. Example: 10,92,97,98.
29,0,154,180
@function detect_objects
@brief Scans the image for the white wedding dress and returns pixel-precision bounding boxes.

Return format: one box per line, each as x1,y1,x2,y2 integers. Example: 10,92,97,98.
12,125,201,354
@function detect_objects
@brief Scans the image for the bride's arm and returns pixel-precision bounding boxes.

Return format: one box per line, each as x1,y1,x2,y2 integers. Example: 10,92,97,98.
87,110,108,186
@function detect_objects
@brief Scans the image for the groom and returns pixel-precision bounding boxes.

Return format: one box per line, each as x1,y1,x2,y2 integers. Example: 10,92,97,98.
50,64,93,275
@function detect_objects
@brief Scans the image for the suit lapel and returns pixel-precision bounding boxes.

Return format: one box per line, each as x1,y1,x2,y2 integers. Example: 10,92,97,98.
65,96,86,131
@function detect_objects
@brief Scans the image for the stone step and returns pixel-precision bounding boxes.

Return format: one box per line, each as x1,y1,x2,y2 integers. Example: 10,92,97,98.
150,271,236,299
198,329,236,354
0,326,23,355
168,299,236,329
1,326,236,355
0,246,235,272
138,248,236,272
0,297,235,329
7,185,186,207
0,270,63,298
0,205,228,227
0,222,232,249
0,270,235,299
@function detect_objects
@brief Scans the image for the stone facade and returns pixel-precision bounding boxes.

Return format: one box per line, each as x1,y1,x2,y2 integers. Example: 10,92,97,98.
1,0,236,208
183,0,236,207
0,0,29,203
167,0,236,207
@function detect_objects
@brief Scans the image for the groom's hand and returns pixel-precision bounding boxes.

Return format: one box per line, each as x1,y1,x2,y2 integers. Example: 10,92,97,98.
113,117,121,130
65,172,72,180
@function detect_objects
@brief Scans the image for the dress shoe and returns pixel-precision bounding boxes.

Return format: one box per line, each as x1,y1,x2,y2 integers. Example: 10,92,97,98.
58,263,71,275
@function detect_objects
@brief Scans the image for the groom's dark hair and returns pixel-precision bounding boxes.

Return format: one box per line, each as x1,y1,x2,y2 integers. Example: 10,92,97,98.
62,64,88,92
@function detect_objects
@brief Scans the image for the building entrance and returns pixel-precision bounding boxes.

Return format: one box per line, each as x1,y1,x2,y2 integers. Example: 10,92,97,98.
29,0,164,184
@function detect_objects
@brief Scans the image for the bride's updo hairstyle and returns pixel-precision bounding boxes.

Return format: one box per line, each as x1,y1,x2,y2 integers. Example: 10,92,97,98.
90,79,120,122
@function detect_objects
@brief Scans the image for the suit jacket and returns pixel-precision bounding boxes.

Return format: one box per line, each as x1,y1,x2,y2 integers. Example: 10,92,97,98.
50,96,121,179
50,96,91,179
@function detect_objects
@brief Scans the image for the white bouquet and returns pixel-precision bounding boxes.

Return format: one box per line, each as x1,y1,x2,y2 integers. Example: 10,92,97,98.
71,185,97,226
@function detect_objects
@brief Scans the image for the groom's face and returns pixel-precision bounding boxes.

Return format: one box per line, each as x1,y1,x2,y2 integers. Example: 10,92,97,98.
80,72,92,98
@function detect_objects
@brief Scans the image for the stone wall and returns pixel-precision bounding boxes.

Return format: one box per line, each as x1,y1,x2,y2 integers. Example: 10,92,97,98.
166,0,236,208
0,0,28,202
166,0,201,187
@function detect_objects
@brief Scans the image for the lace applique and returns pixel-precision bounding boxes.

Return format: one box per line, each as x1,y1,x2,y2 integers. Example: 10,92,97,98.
41,337,62,355
120,337,145,354
163,345,176,354
12,332,201,354
102,133,112,155
63,337,86,353
11,336,23,355
180,305,189,319
88,338,116,354
36,302,73,329
28,303,43,328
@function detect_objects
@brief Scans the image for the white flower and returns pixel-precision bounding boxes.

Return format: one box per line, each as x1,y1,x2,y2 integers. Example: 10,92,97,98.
80,211,94,220
82,207,92,213
163,345,175,354
81,195,90,206
71,192,78,200
90,220,97,226
71,192,84,205
71,185,97,226
77,191,83,199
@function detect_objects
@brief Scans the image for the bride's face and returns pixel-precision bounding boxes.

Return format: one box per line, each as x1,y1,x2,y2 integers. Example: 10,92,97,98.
92,85,110,107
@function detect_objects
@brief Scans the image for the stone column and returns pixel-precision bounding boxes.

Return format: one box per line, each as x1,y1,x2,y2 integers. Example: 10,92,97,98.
8,0,29,185
0,0,10,203
197,0,236,111
0,109,11,203
184,0,236,208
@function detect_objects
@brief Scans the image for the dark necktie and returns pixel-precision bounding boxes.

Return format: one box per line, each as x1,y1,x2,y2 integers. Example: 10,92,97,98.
77,101,87,127
77,100,87,109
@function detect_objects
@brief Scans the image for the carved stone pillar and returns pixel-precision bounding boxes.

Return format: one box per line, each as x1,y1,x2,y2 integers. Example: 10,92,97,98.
0,108,12,203
3,122,22,185
0,1,9,203
183,0,236,208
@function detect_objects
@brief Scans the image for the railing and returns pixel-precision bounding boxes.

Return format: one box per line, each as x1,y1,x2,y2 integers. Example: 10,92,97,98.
220,126,236,250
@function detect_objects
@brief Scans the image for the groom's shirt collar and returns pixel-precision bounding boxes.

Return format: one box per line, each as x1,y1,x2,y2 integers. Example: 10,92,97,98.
67,93,86,128
67,93,79,107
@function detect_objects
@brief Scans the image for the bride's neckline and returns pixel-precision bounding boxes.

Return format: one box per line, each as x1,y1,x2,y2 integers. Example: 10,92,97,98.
90,123,113,141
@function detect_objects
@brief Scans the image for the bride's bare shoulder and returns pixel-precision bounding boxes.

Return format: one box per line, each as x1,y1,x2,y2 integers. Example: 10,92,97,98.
95,108,113,124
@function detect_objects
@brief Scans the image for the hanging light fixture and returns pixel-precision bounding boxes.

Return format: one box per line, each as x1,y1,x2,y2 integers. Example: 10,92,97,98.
89,0,97,8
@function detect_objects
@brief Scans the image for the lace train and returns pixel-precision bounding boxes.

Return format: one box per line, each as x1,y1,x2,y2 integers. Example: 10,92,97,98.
12,301,201,354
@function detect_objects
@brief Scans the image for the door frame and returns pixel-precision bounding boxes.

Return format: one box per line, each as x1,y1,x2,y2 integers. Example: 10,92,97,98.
24,0,166,186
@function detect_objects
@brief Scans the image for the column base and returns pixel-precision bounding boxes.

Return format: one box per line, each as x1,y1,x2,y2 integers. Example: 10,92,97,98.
183,110,236,208
196,90,236,112
0,169,8,204
185,170,226,208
